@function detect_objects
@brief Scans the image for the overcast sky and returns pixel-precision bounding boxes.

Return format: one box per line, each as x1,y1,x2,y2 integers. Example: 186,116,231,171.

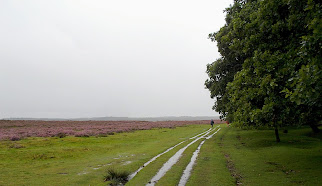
0,0,232,118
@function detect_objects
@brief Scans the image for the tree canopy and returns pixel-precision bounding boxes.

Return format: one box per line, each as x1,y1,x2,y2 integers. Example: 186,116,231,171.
205,0,321,141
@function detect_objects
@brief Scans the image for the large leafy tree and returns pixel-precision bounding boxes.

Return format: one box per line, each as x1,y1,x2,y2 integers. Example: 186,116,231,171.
206,0,321,141
205,0,256,121
283,0,322,133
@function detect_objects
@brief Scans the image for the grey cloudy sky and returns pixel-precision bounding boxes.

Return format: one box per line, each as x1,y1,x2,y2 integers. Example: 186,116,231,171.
0,0,232,118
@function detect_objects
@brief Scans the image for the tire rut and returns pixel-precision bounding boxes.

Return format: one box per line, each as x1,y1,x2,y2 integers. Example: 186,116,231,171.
128,127,218,182
146,126,221,186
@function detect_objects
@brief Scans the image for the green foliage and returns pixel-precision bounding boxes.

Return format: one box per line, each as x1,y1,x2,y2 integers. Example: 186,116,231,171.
206,0,321,134
205,0,255,120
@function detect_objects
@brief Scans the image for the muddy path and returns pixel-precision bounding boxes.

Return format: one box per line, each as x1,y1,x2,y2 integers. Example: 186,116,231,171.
178,128,221,186
128,140,186,180
128,127,217,181
127,126,221,186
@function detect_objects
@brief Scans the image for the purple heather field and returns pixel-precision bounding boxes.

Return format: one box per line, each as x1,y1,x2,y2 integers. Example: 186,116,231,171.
0,120,222,141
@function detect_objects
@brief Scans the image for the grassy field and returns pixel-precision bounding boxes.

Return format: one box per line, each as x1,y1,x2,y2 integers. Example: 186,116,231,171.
0,124,209,185
187,125,321,186
0,123,321,185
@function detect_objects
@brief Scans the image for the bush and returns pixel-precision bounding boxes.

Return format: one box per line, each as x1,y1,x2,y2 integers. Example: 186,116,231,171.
9,143,25,149
103,168,129,186
10,136,22,141
75,132,90,137
56,133,67,138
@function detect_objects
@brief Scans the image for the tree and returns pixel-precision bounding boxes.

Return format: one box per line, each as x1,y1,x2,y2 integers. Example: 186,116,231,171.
206,0,321,141
283,0,322,133
205,0,257,121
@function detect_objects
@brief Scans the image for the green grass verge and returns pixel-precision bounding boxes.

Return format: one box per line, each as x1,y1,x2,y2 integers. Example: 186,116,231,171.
187,126,235,186
0,124,210,186
189,124,321,186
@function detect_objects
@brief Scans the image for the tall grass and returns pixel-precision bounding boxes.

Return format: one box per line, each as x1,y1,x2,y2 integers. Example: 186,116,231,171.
104,168,130,186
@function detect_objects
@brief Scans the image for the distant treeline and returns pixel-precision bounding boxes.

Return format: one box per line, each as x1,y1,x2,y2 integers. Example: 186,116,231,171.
3,116,220,122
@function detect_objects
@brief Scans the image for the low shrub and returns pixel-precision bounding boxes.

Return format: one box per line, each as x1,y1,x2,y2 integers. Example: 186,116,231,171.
75,132,90,137
9,143,25,149
0,120,214,140
55,133,67,138
10,136,22,141
103,168,129,186
32,153,55,160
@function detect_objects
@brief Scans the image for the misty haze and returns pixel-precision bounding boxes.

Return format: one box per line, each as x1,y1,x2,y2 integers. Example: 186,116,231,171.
0,0,231,119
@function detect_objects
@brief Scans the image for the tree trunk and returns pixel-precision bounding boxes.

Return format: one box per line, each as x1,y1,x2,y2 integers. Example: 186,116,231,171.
309,124,320,133
273,114,280,142
274,126,280,142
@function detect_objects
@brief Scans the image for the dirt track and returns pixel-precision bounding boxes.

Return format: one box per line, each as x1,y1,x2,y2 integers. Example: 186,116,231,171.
128,126,221,186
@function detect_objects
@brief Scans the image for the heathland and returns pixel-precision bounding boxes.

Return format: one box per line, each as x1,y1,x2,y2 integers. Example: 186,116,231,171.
0,121,321,185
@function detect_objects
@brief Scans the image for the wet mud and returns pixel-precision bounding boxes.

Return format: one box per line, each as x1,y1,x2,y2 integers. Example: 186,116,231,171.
178,140,205,186
146,128,217,186
128,141,185,180
128,128,218,181
178,128,221,185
